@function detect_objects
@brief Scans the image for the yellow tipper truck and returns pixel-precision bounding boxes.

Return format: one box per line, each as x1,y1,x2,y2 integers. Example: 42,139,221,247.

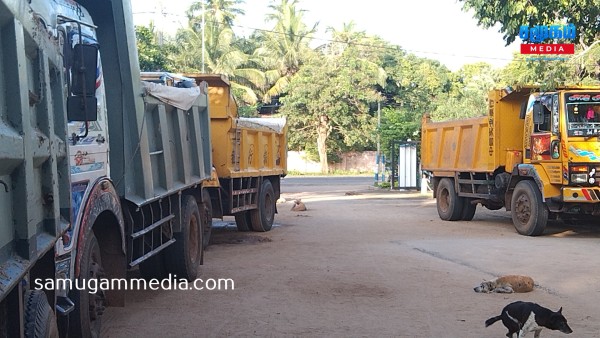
421,86,600,235
141,72,288,232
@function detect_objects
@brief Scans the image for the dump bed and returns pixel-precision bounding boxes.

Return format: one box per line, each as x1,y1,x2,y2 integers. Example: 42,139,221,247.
184,74,287,179
421,89,528,174
0,0,70,299
110,80,212,206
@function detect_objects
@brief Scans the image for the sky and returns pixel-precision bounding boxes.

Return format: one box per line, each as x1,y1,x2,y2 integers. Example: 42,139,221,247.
131,0,520,71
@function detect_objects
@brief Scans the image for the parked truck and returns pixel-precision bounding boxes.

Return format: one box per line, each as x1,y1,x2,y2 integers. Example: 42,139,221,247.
421,86,600,236
1,0,287,337
141,72,288,233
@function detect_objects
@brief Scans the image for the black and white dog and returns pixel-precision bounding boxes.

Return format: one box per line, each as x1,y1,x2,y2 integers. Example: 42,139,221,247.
485,301,572,338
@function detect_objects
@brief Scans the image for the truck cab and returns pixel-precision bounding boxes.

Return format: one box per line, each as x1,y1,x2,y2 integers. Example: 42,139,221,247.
522,89,600,211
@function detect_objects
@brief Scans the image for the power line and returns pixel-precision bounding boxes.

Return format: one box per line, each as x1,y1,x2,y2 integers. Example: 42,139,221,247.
132,11,544,63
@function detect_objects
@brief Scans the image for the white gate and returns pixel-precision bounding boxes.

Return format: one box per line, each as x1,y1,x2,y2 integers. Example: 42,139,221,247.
398,143,418,189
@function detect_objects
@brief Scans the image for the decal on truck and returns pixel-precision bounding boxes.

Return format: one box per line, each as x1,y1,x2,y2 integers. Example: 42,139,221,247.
69,181,89,247
569,146,600,161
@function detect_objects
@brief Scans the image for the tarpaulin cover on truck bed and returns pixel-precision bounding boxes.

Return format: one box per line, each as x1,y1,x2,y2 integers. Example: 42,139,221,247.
141,81,201,110
237,117,286,134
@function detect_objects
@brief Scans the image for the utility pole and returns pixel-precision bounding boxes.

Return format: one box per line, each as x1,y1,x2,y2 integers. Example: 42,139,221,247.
375,101,381,184
201,0,205,73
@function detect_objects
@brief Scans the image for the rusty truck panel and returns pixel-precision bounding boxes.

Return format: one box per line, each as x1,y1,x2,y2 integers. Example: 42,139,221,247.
0,0,69,301
421,89,526,174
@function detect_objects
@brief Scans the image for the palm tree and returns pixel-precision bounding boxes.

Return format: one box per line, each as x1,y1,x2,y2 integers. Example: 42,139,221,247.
256,0,318,101
187,0,245,29
172,1,266,105
325,22,387,87
324,21,364,56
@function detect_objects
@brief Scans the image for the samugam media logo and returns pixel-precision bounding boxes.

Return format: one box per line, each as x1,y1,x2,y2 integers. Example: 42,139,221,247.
519,24,576,54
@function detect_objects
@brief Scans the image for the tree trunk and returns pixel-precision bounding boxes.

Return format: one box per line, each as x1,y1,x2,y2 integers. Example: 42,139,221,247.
316,115,330,174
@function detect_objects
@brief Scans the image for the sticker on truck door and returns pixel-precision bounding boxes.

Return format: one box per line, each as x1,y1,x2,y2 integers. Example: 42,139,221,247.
531,133,551,161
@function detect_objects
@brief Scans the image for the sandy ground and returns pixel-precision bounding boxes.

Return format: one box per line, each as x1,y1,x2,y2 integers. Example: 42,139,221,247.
102,176,600,337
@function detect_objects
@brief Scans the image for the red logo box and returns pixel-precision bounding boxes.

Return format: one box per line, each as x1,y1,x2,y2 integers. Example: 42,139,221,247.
521,44,575,54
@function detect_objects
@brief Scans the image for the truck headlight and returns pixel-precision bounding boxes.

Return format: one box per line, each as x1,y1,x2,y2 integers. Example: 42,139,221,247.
571,173,588,184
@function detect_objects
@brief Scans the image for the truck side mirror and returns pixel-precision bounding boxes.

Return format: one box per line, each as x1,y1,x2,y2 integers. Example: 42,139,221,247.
532,102,544,124
71,44,98,96
67,44,99,122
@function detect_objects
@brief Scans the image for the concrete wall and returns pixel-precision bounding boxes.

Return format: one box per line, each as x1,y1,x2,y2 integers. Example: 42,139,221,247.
288,151,376,173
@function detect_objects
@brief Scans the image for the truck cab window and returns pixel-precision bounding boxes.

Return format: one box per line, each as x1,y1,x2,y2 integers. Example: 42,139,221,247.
568,104,584,122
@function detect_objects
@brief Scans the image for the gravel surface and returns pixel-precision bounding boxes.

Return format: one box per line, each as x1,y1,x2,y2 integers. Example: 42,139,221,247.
103,176,600,337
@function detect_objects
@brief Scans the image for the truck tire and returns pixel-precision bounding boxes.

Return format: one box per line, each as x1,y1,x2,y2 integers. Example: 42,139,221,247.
234,212,252,232
511,180,548,236
461,199,477,221
69,232,104,338
164,195,203,281
250,179,276,232
436,178,464,221
201,189,213,249
24,290,59,338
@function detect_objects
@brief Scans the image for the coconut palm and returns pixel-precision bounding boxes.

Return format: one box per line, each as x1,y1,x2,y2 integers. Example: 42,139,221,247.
187,0,245,29
325,22,387,87
255,0,318,101
172,1,266,105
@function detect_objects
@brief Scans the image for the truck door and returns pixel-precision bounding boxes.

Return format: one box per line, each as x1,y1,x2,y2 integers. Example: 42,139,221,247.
529,94,563,185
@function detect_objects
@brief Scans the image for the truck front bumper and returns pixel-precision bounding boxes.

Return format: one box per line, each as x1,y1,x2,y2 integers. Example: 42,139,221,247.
563,187,600,202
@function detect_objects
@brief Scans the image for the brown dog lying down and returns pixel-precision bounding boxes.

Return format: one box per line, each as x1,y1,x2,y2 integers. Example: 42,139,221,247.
474,275,534,293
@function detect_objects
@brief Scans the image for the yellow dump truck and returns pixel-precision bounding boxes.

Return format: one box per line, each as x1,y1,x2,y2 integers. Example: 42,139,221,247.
421,86,600,235
141,72,287,233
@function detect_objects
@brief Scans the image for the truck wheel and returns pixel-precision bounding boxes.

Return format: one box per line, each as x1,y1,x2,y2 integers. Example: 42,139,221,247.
250,179,276,232
511,180,548,236
24,290,59,338
164,195,203,280
69,232,105,338
234,212,252,232
201,189,213,249
461,199,477,221
436,178,463,221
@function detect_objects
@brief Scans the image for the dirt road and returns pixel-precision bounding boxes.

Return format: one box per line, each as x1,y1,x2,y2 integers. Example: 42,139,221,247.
103,176,600,337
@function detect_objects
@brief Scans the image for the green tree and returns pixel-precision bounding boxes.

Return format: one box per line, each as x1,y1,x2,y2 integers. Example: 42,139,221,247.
257,0,317,102
135,24,172,71
378,49,453,149
431,62,497,121
459,0,599,47
172,1,265,105
281,49,382,173
187,0,245,28
460,0,600,82
498,47,600,89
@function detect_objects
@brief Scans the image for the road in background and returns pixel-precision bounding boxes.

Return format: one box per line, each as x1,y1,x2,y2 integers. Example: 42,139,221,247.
103,176,600,337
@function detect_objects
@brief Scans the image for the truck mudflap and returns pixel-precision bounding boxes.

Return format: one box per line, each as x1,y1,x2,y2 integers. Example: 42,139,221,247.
563,187,600,202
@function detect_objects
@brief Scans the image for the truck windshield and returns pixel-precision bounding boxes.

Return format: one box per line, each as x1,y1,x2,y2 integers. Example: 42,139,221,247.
565,93,600,137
